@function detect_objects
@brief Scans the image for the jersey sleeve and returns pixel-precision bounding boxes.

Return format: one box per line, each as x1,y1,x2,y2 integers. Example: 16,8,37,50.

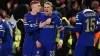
24,14,40,33
55,16,64,40
64,12,82,32
96,14,100,32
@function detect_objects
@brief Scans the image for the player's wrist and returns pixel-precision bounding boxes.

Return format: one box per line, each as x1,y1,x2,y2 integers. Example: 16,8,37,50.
45,21,49,24
43,22,46,25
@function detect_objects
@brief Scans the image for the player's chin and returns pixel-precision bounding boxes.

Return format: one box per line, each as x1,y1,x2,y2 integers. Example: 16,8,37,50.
45,12,49,15
37,10,40,12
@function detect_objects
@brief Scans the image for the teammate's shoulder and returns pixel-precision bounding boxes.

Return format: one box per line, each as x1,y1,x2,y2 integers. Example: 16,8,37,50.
51,11,59,18
40,12,45,14
1,20,9,28
82,9,95,13
76,11,83,16
24,13,31,17
52,11,58,16
39,12,45,15
2,19,8,25
52,11,58,14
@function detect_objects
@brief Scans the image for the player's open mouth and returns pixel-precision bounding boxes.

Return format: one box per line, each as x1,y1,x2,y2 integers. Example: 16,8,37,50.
44,10,49,12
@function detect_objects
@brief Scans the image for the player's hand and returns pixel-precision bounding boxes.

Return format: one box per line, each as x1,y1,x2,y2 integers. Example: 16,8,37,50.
16,47,20,52
36,40,41,48
94,38,98,47
58,27,64,33
45,18,51,24
39,22,46,28
57,40,63,49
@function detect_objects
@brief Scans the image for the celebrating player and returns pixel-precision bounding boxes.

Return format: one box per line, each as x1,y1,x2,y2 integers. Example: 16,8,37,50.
0,10,13,56
34,1,64,56
22,1,43,56
64,0,100,56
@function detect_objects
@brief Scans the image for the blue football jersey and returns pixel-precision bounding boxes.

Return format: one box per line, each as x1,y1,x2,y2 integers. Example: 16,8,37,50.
38,12,64,44
24,13,40,40
65,9,100,46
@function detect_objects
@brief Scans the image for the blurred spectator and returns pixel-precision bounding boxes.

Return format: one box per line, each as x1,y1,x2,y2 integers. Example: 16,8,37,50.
93,6,100,56
76,5,81,12
6,1,13,16
67,0,78,19
13,3,18,9
7,2,11,9
14,0,32,5
55,0,67,7
25,4,31,12
97,6,100,16
55,0,68,17
0,0,11,9
2,10,7,17
48,0,56,6
77,0,82,8
91,1,99,11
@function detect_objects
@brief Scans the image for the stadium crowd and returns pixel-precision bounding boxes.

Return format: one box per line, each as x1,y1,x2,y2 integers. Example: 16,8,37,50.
0,0,100,56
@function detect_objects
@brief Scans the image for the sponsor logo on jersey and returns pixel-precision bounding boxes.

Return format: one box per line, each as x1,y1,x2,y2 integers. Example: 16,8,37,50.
43,25,55,28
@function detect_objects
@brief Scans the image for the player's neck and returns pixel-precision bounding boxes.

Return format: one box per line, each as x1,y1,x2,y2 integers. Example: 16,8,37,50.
46,11,52,16
31,9,37,15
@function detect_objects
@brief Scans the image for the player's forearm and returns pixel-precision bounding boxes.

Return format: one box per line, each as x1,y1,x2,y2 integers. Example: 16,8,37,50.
24,23,40,33
64,26,81,32
60,30,64,40
25,27,39,33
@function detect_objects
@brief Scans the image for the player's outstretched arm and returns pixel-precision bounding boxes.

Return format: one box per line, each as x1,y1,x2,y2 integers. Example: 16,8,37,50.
64,26,81,32
64,12,82,32
55,16,64,49
57,27,64,49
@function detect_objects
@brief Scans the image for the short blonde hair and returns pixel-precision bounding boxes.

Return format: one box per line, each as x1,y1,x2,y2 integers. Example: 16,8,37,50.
30,0,40,5
44,1,53,7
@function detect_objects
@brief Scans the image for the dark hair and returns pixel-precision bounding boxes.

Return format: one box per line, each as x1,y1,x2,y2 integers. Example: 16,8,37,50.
82,0,92,8
30,0,40,5
71,0,77,8
13,4,28,20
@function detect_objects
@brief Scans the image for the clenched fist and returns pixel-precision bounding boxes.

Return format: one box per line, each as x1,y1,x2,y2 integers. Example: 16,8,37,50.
45,18,51,24
57,40,63,49
39,22,46,28
36,40,41,48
